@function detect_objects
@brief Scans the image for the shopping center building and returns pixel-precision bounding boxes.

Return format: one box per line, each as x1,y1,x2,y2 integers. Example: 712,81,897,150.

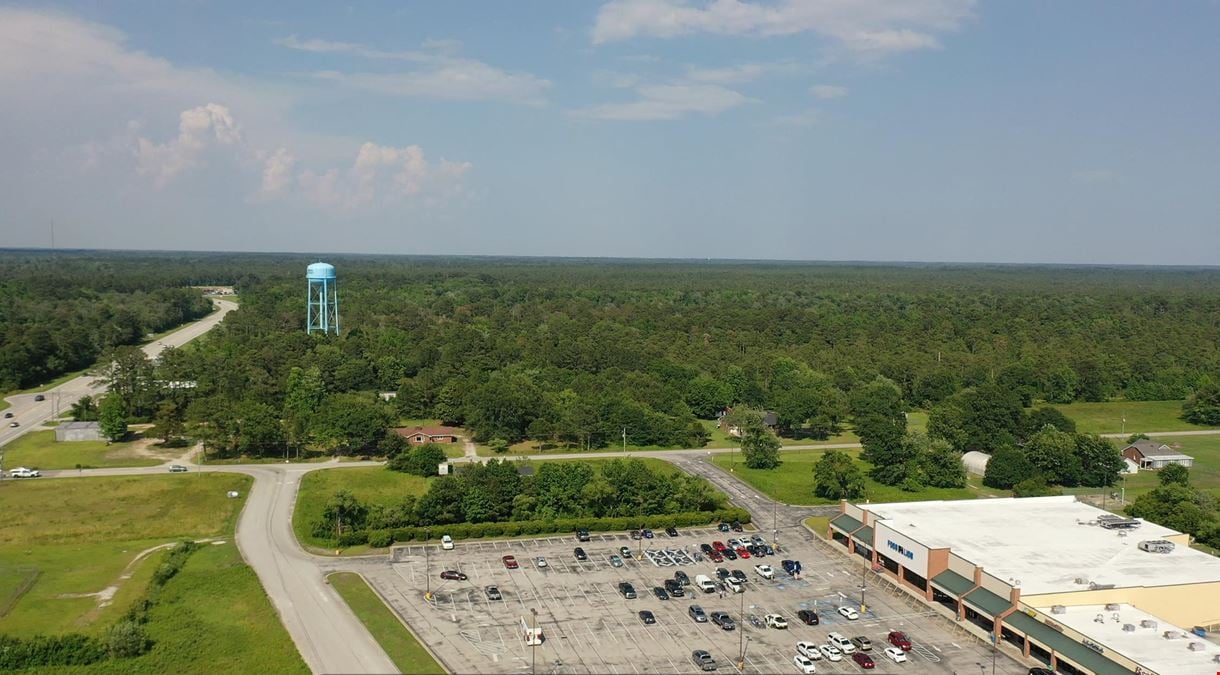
827,496,1220,675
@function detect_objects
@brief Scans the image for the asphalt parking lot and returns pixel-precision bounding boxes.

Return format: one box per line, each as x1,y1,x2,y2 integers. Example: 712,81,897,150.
360,526,1029,674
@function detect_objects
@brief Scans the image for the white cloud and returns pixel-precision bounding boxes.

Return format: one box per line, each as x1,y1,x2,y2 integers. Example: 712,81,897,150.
258,148,296,197
135,103,243,186
277,34,552,105
295,142,472,210
575,83,751,121
810,84,847,99
685,61,804,84
591,0,974,56
773,108,819,127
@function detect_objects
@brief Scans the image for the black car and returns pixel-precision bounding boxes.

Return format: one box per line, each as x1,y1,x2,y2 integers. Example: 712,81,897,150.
731,521,743,532
781,559,797,574
700,543,714,555
710,611,736,631
618,582,637,599
2,412,12,418
761,544,774,556
674,570,690,585
652,586,669,600
440,570,468,581
745,544,760,556
33,394,45,402
642,528,654,539
715,567,730,580
639,610,656,625
1027,670,1055,675
665,526,679,537
722,548,737,561
718,522,731,533
797,609,819,625
730,570,747,584
664,579,686,597
574,547,588,561
630,529,642,540
576,528,591,542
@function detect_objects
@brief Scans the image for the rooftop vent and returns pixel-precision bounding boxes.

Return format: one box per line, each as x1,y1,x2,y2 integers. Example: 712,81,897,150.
1051,605,1067,615
1164,631,1186,640
1189,642,1206,652
1213,655,1220,664
1094,614,1105,624
1105,603,1120,611
1122,624,1136,633
1141,620,1158,630
1138,540,1175,554
1098,515,1141,529
1089,582,1116,590
1074,577,1089,585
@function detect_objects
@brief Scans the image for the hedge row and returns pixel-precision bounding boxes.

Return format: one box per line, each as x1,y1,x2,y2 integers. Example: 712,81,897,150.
339,508,753,548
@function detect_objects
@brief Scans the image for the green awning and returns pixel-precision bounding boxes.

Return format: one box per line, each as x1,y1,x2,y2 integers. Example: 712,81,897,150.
851,525,874,547
830,513,862,533
1004,612,1130,675
930,570,975,597
962,586,1011,617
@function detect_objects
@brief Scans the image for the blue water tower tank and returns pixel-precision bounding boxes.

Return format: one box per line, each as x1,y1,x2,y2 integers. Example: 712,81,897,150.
306,262,339,334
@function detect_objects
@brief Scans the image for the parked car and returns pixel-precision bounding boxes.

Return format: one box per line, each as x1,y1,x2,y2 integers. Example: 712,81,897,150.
441,534,454,550
574,547,588,561
750,534,766,546
502,555,519,569
708,550,724,563
1027,669,1054,675
712,541,727,552
761,544,774,555
754,564,775,580
781,559,798,575
730,569,748,584
664,579,685,597
691,649,718,671
652,586,669,600
818,644,842,662
883,647,907,663
718,522,731,532
665,526,679,537
796,641,822,661
793,655,817,674
715,567,730,580
618,582,637,599
725,578,744,594
888,631,912,651
8,421,18,427
734,546,751,559
851,636,872,651
619,546,633,559
852,652,876,669
3,411,13,418
722,548,738,561
609,554,624,568
797,610,819,625
168,464,188,473
535,556,548,568
747,614,764,629
837,605,860,620
710,611,735,631
674,570,690,585
630,530,642,540
642,528,654,539
764,613,788,629
639,610,656,625
8,467,39,478
688,605,708,622
485,586,502,601
34,394,45,401
827,633,856,654
439,570,467,581
731,521,743,532
576,528,591,542
700,543,714,555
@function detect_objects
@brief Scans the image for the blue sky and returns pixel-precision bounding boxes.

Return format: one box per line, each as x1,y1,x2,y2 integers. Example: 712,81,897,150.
0,1,1217,264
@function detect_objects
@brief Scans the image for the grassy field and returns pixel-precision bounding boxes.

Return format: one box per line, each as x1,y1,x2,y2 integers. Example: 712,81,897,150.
1,430,168,470
0,473,249,637
710,448,1007,506
1051,400,1216,434
329,573,445,675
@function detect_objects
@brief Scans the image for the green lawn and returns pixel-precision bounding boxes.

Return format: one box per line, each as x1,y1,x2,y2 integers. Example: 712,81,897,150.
329,573,444,675
711,448,1002,506
1051,400,1216,434
1,430,165,470
0,473,250,637
295,467,434,549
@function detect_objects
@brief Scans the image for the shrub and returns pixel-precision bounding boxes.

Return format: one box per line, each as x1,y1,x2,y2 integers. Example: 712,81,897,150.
106,621,152,658
367,530,393,548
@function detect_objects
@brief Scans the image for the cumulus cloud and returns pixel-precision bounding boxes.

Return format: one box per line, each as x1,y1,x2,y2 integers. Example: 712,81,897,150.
575,83,751,121
685,61,804,84
258,148,297,197
810,84,847,99
277,34,552,105
135,103,243,186
295,142,472,210
591,0,974,56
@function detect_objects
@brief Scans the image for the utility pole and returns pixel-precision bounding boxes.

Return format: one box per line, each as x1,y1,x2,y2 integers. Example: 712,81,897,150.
531,607,538,675
737,589,746,670
772,499,778,549
426,528,432,596
622,427,627,456
860,563,867,612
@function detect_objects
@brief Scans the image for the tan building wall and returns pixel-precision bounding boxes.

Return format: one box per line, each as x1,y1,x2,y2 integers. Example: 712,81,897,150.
980,570,1014,597
1025,580,1220,628
948,552,977,578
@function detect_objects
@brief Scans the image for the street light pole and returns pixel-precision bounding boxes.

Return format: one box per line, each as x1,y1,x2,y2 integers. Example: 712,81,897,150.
738,589,746,670
860,563,867,612
426,528,432,596
772,499,778,549
622,427,627,456
531,607,538,675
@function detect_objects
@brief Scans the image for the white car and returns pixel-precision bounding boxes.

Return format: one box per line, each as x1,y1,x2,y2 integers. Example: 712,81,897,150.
536,556,548,568
765,613,788,629
884,647,908,663
818,645,842,662
754,564,775,580
440,534,454,550
796,641,822,661
837,605,860,620
793,654,817,673
726,578,745,594
8,467,40,478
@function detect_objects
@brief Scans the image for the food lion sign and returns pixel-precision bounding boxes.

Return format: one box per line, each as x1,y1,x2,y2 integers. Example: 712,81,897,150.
875,522,929,572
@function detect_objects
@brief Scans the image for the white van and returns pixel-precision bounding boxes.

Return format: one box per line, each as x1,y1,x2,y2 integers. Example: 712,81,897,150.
827,632,856,653
441,534,454,550
694,574,716,593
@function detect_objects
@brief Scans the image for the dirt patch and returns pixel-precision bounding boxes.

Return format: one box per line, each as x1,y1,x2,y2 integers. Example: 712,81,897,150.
104,435,192,463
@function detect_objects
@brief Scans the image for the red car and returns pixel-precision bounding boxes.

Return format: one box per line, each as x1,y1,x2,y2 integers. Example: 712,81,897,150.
502,555,519,569
440,570,468,581
709,550,724,563
852,652,875,669
712,541,727,552
735,546,751,559
888,631,912,651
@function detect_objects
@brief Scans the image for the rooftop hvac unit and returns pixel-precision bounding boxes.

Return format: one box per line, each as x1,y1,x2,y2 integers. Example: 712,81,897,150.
1089,582,1116,590
1105,603,1120,611
1213,655,1220,664
1112,613,1121,623
1138,540,1175,553
1094,614,1106,624
1122,624,1136,633
1141,620,1158,630
1052,605,1067,615
1189,642,1206,652
1164,631,1185,640
1074,577,1089,585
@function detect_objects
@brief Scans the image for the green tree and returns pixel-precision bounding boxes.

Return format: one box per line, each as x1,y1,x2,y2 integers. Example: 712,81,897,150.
1024,426,1082,486
1043,366,1079,404
1012,476,1062,498
1159,463,1190,487
98,395,128,442
283,366,326,451
315,490,368,538
1127,483,1218,537
982,446,1034,490
851,377,911,484
914,433,966,488
740,420,781,469
812,450,866,500
928,384,1024,452
684,375,734,419
1183,382,1220,426
69,396,99,422
151,401,184,445
488,438,510,454
387,443,447,477
310,394,389,455
1074,434,1124,487
1024,407,1077,438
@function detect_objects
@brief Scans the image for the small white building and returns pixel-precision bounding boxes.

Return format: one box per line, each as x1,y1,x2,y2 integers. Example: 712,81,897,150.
55,421,102,442
961,450,991,476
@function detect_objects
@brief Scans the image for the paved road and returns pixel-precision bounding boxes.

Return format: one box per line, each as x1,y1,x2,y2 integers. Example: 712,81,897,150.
0,299,238,449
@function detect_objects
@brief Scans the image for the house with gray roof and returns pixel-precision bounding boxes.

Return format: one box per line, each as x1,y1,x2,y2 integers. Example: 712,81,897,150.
1121,440,1194,469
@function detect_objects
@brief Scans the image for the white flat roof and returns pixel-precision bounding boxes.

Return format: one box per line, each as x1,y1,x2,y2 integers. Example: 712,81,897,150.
1038,604,1220,675
862,496,1220,595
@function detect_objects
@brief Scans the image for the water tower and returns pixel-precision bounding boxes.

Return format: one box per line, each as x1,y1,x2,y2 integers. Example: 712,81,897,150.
306,262,339,335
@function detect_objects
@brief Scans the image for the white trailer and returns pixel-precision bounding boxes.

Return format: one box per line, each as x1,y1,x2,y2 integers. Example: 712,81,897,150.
520,616,543,645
